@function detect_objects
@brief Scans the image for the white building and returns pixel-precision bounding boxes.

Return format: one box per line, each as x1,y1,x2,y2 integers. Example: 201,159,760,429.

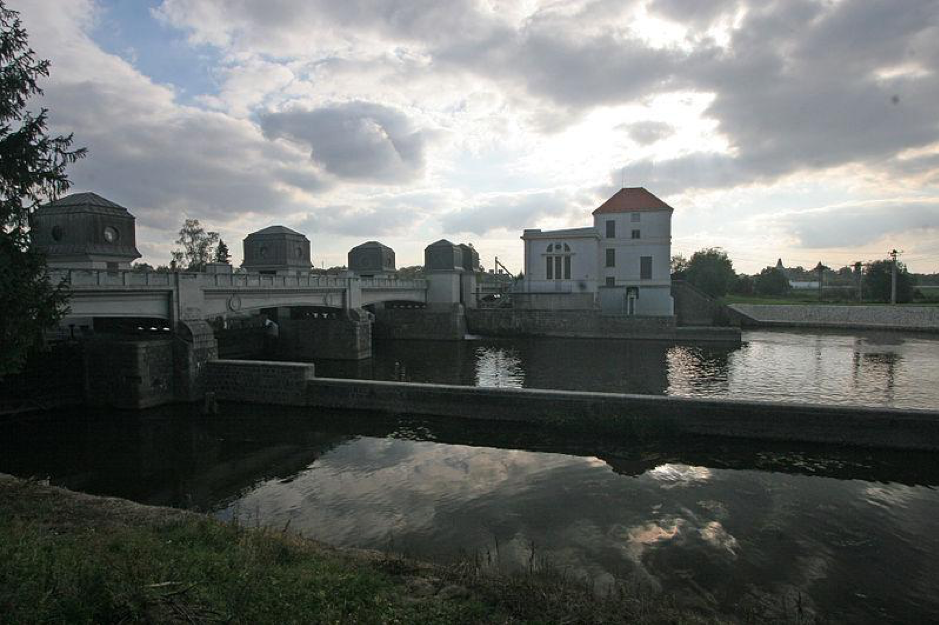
520,187,674,316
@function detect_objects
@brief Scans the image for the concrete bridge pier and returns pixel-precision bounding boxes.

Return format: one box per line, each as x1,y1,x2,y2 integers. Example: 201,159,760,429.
277,307,372,360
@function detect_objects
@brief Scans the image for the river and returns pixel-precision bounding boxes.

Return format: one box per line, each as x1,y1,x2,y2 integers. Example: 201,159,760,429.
2,328,939,622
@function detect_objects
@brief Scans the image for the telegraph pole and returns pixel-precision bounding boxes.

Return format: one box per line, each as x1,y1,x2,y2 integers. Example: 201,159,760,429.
854,261,863,302
889,249,899,305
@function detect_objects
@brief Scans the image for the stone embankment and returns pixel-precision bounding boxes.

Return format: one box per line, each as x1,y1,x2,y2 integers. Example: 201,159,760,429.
729,304,939,332
466,309,740,342
206,360,939,451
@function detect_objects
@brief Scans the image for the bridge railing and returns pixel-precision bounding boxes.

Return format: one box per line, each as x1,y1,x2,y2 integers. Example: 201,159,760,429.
50,269,172,287
359,278,427,289
199,273,349,289
49,269,428,291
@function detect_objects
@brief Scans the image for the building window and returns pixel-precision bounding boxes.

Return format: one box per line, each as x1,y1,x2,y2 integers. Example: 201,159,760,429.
640,256,652,280
606,220,615,238
606,248,615,267
631,212,641,222
546,253,571,280
605,277,615,287
631,229,641,239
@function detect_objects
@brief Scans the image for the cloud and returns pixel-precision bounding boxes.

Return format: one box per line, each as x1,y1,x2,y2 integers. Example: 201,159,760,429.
620,121,675,146
778,199,939,249
440,190,580,236
260,102,432,184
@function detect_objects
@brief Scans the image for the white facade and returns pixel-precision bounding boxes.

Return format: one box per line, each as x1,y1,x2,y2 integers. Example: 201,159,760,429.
519,188,675,316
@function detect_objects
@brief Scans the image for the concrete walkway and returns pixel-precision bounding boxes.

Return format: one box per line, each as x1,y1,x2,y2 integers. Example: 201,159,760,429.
730,304,939,332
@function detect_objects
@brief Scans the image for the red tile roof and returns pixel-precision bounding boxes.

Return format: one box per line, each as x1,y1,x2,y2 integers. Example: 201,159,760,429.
592,187,673,214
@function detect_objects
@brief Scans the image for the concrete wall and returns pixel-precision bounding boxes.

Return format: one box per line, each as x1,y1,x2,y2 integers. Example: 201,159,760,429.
729,304,939,332
84,338,176,409
206,359,315,406
305,377,939,451
372,305,466,340
466,308,676,339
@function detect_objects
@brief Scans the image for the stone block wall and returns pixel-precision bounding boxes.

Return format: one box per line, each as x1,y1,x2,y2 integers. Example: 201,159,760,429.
205,359,316,406
466,309,676,339
372,306,466,340
279,316,372,360
84,338,175,409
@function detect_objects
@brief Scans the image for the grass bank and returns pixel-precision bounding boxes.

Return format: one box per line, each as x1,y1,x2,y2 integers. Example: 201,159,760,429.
0,474,716,624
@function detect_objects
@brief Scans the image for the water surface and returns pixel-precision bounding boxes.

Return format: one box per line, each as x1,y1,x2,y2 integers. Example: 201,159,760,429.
309,329,939,409
3,406,938,623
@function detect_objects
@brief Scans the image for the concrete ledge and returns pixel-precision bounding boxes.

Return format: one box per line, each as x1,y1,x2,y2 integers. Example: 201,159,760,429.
306,378,939,451
206,359,315,406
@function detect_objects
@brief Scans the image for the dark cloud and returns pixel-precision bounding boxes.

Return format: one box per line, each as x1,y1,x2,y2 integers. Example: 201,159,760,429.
260,102,430,184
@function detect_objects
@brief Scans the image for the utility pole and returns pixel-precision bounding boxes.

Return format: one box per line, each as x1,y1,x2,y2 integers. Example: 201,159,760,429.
889,249,899,305
854,261,863,302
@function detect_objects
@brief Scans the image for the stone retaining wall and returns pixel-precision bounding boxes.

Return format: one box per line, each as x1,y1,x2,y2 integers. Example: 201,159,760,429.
305,377,939,451
205,360,315,406
730,304,939,331
466,308,677,339
372,306,466,340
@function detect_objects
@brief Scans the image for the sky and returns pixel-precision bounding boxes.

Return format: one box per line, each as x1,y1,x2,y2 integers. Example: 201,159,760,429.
11,0,939,273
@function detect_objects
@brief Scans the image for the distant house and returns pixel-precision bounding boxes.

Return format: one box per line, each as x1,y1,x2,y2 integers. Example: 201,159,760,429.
519,187,674,316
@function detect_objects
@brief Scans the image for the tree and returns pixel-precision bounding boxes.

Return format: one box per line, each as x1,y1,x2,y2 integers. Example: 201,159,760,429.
864,259,913,303
684,248,736,298
731,274,754,296
171,219,219,271
754,267,790,296
670,254,688,278
1,2,86,376
215,238,231,264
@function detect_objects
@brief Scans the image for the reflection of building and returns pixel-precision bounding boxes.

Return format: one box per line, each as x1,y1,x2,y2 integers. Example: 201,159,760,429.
520,187,674,316
348,241,395,278
241,225,311,275
31,192,141,269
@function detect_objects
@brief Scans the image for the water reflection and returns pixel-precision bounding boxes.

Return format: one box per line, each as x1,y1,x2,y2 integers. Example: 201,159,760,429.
3,407,939,622
309,329,939,409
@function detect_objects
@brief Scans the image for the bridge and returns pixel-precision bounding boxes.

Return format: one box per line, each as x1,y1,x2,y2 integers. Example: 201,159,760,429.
51,269,428,323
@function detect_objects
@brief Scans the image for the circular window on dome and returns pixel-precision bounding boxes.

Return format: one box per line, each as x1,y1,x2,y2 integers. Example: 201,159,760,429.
52,225,64,241
103,226,119,243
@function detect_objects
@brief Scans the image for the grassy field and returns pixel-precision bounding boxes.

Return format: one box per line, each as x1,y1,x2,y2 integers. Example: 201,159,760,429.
0,475,719,624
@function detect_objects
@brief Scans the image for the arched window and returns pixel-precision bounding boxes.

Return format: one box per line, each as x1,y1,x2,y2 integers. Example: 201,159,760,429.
546,244,554,252
563,243,571,252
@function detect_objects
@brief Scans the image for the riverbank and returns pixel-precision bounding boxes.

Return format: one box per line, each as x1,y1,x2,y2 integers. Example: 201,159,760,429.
0,474,718,624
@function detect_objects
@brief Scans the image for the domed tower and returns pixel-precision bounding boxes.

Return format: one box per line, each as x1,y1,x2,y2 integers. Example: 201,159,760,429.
31,192,142,269
241,225,312,275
